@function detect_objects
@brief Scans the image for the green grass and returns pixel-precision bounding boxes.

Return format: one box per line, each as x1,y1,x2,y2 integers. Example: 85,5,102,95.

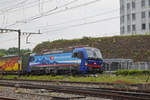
115,70,150,76
1,74,150,84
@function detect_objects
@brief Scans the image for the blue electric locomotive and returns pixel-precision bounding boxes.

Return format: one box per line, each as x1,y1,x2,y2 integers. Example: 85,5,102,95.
27,47,103,74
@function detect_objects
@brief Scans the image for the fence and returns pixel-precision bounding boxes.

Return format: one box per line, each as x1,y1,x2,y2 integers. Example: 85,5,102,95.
129,62,150,70
103,58,150,71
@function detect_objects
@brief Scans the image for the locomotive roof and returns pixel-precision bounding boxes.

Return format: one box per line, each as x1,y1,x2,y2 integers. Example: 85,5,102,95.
0,55,18,60
34,47,94,56
34,49,73,56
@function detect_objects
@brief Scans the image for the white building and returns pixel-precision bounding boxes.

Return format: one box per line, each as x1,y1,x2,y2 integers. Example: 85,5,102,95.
120,0,150,35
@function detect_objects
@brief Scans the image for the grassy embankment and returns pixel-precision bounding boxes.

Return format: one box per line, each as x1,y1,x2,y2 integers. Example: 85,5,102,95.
1,74,150,84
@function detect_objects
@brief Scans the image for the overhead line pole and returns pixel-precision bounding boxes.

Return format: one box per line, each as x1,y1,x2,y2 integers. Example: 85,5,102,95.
22,30,41,44
18,30,21,77
0,28,21,76
0,28,41,77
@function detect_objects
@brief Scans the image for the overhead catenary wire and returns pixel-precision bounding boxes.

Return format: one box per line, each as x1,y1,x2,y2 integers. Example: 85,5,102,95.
26,0,80,21
42,15,120,33
4,0,79,28
4,0,102,28
0,9,119,43
18,7,118,31
0,0,58,15
0,0,19,6
36,8,119,30
25,5,150,33
1,0,149,46
0,0,142,15
0,0,119,48
1,6,122,36
1,1,119,42
1,0,144,29
0,0,28,13
0,0,40,13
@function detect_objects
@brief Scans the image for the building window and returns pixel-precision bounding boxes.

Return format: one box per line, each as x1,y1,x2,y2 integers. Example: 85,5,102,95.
149,0,150,6
127,14,130,21
141,0,145,7
132,25,136,31
127,3,130,10
121,27,124,34
132,13,136,20
149,11,150,18
121,5,124,13
132,1,136,9
141,11,146,19
142,23,146,30
127,25,131,32
149,23,150,30
121,16,124,23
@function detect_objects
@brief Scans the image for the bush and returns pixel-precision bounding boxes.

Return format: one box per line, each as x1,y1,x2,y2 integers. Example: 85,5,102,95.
115,70,150,76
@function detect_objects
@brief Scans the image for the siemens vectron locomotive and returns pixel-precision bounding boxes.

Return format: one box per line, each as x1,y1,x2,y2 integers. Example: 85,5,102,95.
0,47,103,75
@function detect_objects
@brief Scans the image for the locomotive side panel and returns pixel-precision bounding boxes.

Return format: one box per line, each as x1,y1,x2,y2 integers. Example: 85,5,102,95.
29,53,81,74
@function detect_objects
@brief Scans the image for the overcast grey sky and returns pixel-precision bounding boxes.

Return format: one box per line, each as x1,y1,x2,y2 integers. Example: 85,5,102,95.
0,0,120,49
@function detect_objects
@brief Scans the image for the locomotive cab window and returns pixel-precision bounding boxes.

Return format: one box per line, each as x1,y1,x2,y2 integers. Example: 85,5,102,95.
72,52,78,58
29,56,35,62
72,52,84,59
85,47,102,59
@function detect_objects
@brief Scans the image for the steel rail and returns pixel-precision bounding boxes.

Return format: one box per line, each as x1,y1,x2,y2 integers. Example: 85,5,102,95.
0,81,150,100
0,79,149,93
0,78,146,87
0,97,17,100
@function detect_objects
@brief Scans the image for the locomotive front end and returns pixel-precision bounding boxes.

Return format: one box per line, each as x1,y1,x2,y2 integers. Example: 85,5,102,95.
85,47,103,73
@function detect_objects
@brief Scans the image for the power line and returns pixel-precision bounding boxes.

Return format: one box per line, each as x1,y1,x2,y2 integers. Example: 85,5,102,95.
0,0,56,15
26,0,79,21
0,0,37,13
43,15,120,33
4,0,101,28
0,0,19,5
27,0,101,22
0,0,142,17
21,8,118,30
3,0,79,27
0,0,28,13
2,0,144,29
38,8,119,30
24,4,150,33
1,9,119,43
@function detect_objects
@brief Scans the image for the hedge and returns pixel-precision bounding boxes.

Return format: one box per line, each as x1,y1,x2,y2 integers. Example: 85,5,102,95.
115,70,150,76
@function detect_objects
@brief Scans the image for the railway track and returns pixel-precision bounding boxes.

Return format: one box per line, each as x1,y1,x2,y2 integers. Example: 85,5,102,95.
0,97,17,100
0,79,150,100
0,79,147,90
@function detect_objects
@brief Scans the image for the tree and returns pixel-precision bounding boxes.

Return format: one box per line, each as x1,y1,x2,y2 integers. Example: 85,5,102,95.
0,52,4,57
0,47,31,56
0,49,6,57
7,47,18,55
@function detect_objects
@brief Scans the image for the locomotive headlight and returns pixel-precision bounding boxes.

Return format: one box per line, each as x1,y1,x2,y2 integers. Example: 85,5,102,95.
94,62,97,65
85,62,88,66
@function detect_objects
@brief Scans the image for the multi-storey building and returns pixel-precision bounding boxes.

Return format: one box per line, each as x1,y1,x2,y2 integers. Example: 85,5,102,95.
120,0,150,35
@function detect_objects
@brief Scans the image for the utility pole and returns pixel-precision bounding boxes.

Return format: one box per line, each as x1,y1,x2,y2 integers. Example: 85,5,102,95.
0,28,41,77
18,30,21,77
